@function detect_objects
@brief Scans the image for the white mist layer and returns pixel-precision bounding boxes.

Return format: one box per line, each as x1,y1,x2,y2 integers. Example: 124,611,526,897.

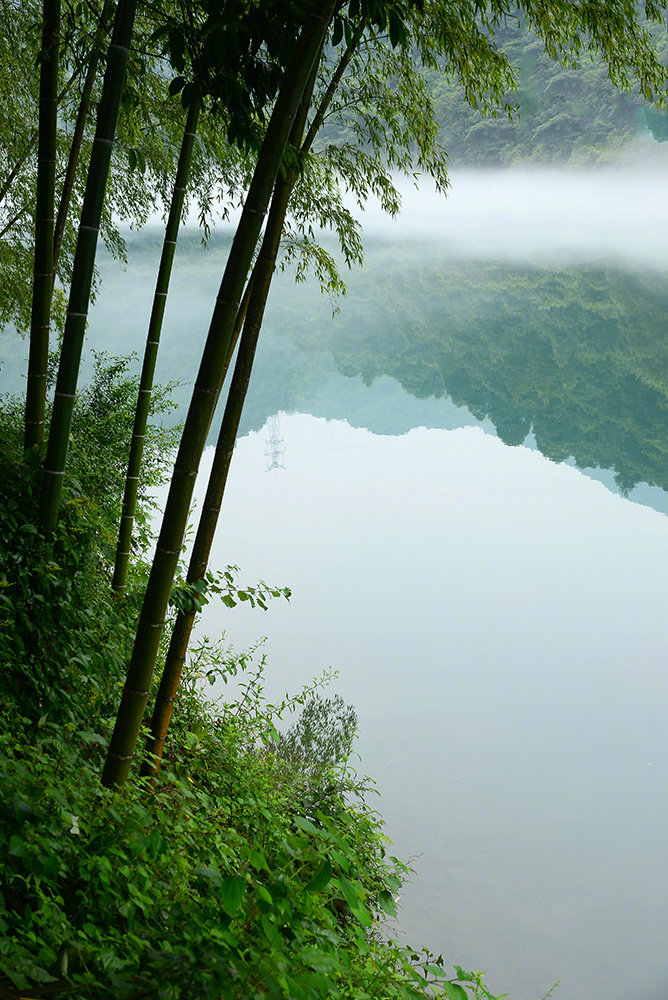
350,164,668,268
178,159,668,269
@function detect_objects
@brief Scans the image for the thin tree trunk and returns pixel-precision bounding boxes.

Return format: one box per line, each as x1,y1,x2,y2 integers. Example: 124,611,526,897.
112,96,201,594
24,0,61,452
0,56,84,211
0,137,38,208
102,0,337,789
141,177,295,778
53,0,114,278
39,0,139,534
141,31,362,778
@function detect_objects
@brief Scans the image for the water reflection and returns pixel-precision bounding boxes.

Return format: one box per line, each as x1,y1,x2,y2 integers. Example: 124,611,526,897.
5,170,665,998
197,416,668,1000
242,258,668,508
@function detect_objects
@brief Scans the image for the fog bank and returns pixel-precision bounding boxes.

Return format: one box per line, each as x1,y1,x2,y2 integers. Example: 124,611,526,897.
343,164,668,268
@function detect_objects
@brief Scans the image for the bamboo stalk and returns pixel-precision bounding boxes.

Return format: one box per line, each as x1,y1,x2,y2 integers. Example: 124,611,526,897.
102,0,338,789
39,0,139,534
24,0,61,452
112,96,201,594
53,0,114,278
141,29,363,777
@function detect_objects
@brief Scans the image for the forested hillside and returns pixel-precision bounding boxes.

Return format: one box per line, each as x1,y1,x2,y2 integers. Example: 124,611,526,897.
429,20,668,163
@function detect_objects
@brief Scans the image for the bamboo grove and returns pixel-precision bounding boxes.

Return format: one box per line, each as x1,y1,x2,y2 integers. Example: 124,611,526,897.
7,0,668,789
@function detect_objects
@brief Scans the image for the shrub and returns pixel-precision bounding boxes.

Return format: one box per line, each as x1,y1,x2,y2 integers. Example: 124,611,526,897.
0,384,505,1000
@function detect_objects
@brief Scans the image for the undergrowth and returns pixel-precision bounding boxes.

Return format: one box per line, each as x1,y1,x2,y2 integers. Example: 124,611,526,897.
0,371,506,1000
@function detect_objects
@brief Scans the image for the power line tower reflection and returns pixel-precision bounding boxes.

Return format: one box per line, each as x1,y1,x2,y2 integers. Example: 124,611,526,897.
264,412,286,471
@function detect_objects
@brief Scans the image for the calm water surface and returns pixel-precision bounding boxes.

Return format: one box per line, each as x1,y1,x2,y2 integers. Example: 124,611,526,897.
194,414,668,1000
6,169,664,1000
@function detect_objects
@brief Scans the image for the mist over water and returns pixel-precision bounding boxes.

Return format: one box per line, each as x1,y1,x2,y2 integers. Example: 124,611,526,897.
180,164,668,1000
342,162,668,268
4,163,667,1000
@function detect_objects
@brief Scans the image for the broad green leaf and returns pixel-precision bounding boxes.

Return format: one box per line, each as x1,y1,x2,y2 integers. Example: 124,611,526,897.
377,889,397,916
353,901,372,926
220,875,246,915
193,866,222,885
254,883,273,906
168,75,185,97
293,814,319,835
248,847,268,871
443,984,469,1000
336,873,372,924
8,835,25,858
261,914,284,951
305,858,332,892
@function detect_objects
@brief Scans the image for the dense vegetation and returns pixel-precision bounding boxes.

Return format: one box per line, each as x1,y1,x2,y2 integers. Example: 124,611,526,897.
3,0,668,995
0,382,505,1000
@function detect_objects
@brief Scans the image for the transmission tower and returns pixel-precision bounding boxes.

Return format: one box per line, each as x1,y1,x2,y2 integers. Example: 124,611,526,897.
264,412,286,471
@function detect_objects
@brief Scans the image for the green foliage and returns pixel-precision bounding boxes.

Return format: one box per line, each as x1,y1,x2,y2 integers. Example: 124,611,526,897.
0,0,249,336
64,351,181,537
0,401,506,1000
0,419,138,724
0,353,178,721
170,564,291,617
425,16,668,165
0,694,504,999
